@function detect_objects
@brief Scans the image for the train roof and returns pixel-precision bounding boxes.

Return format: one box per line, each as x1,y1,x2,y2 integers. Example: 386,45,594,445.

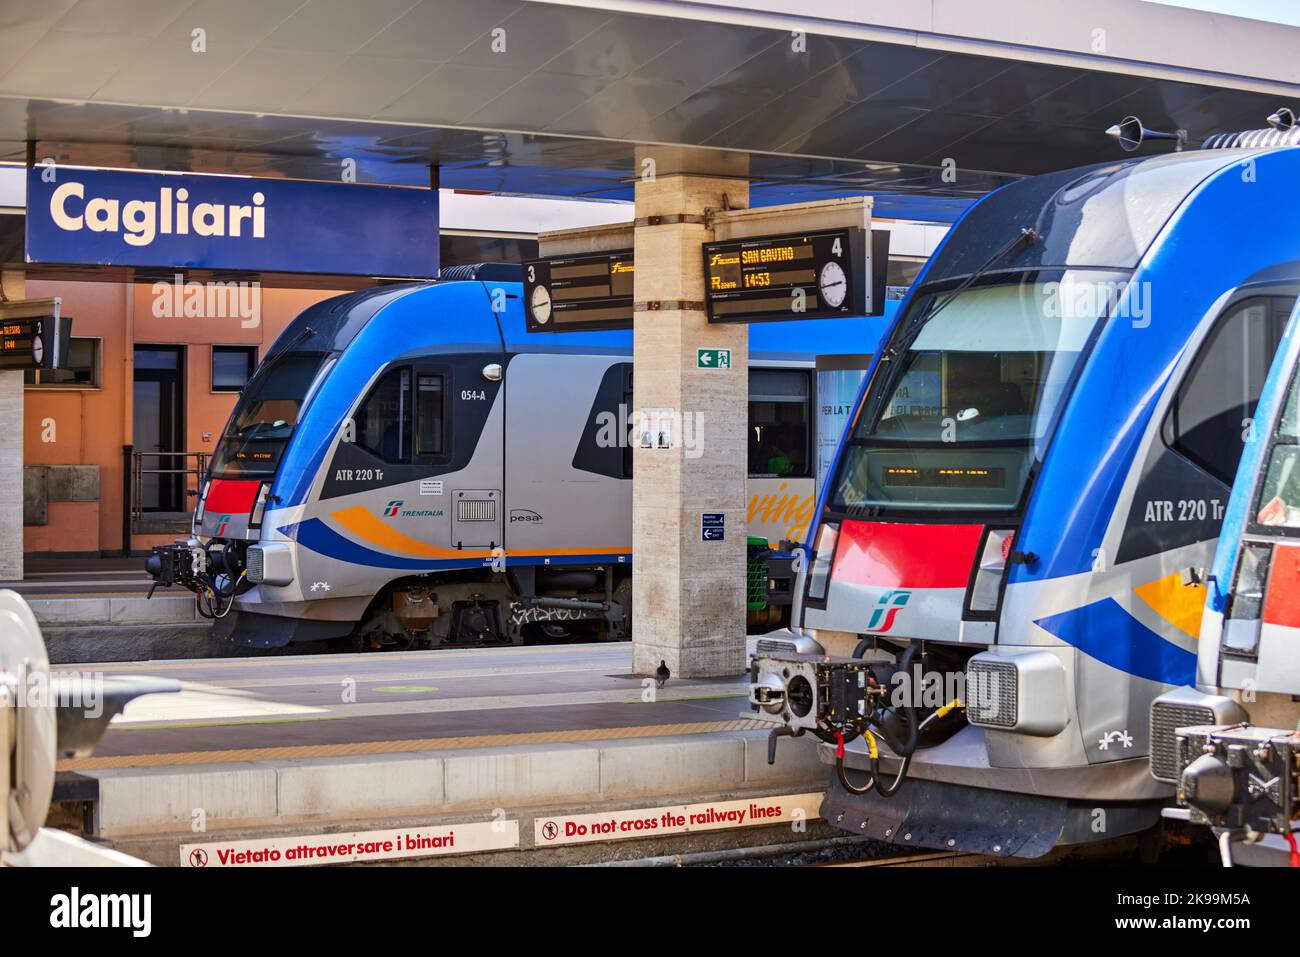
265,277,898,365
267,143,1298,364
923,147,1273,285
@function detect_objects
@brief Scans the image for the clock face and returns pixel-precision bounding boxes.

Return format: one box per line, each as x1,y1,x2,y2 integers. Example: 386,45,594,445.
819,260,848,309
530,284,552,324
31,335,43,365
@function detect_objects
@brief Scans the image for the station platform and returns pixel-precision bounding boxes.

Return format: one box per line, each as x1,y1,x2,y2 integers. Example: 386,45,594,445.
1,558,222,663
6,557,159,596
53,642,829,865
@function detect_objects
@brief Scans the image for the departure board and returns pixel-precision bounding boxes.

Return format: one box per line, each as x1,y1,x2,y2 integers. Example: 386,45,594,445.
0,314,70,370
523,250,635,332
704,227,886,323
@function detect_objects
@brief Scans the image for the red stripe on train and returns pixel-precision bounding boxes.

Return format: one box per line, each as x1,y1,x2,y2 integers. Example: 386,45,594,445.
204,478,261,514
1263,544,1300,629
832,521,984,590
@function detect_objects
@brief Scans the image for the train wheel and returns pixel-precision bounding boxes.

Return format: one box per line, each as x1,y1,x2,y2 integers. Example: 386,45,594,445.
521,621,596,645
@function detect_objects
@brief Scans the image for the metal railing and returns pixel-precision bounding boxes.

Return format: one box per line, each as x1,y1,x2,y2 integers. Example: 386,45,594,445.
128,449,209,524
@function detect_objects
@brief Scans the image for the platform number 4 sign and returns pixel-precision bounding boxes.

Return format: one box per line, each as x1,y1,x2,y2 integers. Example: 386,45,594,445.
697,348,731,369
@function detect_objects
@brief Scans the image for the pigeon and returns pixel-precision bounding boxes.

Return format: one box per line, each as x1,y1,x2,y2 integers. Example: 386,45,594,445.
655,659,671,689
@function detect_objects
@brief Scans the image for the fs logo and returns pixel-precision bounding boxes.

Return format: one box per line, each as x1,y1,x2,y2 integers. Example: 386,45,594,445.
864,589,911,633
383,500,403,517
213,514,232,536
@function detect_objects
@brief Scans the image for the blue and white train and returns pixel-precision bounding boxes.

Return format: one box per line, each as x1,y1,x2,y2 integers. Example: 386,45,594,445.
146,265,893,650
749,119,1300,858
1151,268,1300,867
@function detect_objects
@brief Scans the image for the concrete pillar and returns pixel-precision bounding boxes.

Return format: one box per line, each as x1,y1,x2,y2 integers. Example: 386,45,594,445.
0,269,24,581
631,149,749,678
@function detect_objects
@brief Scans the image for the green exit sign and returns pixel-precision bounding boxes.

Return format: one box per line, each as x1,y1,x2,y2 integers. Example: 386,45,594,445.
696,348,732,369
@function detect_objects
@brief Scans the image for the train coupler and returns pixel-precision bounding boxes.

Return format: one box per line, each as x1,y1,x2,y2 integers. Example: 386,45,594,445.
766,725,801,765
749,651,890,751
1175,723,1300,835
145,540,208,596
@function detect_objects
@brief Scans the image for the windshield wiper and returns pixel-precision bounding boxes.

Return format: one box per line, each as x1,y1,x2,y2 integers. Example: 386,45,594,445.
882,227,1042,360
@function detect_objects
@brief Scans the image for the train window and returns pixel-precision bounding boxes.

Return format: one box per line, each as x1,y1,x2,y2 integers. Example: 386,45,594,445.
1165,295,1293,485
416,374,445,457
832,272,1115,515
749,369,811,478
1255,370,1300,527
355,367,413,463
211,352,328,479
572,362,632,480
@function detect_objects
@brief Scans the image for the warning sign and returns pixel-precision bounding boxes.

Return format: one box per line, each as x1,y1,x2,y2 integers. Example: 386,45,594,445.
180,819,518,867
534,792,822,847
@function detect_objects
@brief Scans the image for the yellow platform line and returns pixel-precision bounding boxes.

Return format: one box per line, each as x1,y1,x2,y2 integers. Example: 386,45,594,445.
58,643,621,673
59,718,769,771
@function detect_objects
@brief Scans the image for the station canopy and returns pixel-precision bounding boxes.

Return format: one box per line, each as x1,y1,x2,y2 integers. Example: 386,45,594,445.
2,0,1300,221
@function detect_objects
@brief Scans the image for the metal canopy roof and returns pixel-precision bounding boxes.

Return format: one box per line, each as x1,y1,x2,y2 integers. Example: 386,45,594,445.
1,0,1297,213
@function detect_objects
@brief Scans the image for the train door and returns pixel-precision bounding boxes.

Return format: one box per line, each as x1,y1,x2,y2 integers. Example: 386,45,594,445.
436,354,506,550
323,352,505,552
1080,291,1296,762
503,354,631,562
1119,292,1296,567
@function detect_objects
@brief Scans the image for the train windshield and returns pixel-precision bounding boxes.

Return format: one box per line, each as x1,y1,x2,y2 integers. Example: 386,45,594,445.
831,270,1126,515
1255,369,1300,527
210,352,332,480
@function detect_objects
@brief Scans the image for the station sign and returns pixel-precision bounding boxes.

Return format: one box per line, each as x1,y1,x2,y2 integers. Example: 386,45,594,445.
697,348,731,369
180,819,520,867
533,792,823,847
703,227,889,324
523,249,634,332
25,166,439,278
0,298,71,371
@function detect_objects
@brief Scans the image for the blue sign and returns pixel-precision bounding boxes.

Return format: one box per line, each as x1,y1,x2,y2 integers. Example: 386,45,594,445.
702,512,725,541
25,167,438,277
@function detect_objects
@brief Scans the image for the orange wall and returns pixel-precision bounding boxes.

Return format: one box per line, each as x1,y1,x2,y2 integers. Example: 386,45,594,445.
22,279,348,555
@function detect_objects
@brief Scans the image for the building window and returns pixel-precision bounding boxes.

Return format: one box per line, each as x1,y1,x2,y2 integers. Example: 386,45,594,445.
749,368,811,478
25,337,101,388
212,345,258,392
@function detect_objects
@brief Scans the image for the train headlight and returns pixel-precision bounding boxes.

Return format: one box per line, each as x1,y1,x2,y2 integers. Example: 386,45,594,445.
968,528,1014,614
806,523,838,601
194,482,208,528
966,650,1067,736
1149,687,1246,784
249,483,271,529
246,543,294,586
1227,541,1273,621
